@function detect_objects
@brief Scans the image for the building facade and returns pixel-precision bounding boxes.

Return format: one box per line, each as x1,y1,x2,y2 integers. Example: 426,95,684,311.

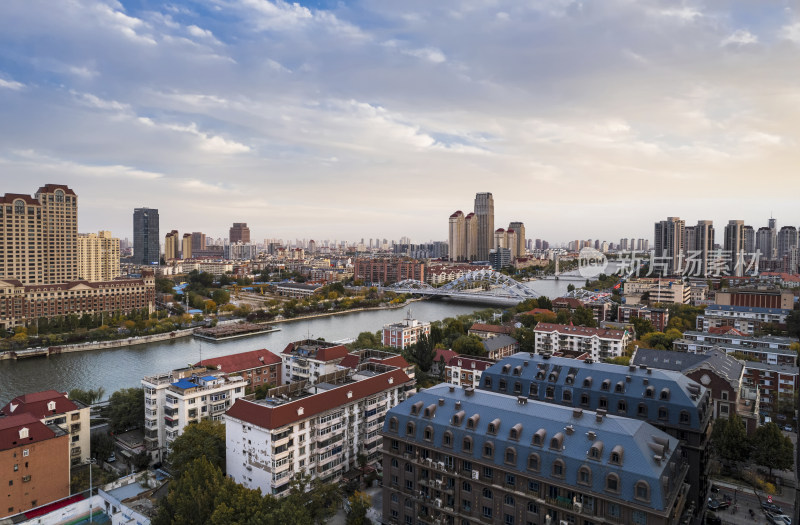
0,270,156,330
383,317,431,350
478,354,711,514
133,208,160,266
197,348,283,391
382,384,690,525
534,323,631,360
617,305,669,332
141,367,247,462
445,356,494,388
280,340,351,385
0,413,70,519
229,223,251,244
474,192,494,261
181,233,192,260
653,217,685,275
741,362,798,420
0,185,78,286
77,231,120,282
714,288,793,309
226,365,413,496
353,257,425,285
164,230,179,261
448,211,466,262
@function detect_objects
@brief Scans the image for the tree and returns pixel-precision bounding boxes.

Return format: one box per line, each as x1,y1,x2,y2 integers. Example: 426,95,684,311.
787,310,800,341
346,491,372,525
517,314,537,329
91,432,115,461
69,387,106,405
571,307,597,327
512,328,536,353
167,420,226,479
710,413,750,465
410,333,434,372
536,296,553,311
211,289,230,305
630,317,655,339
567,284,575,292
751,422,794,475
452,334,486,356
109,388,144,433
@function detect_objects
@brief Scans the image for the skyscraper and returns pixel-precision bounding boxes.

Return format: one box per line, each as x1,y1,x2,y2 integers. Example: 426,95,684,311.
474,192,494,261
191,232,206,252
777,226,798,259
508,221,526,257
164,230,180,261
724,220,745,276
0,184,78,285
448,211,466,261
133,207,160,265
464,212,478,260
756,226,776,260
182,233,192,259
77,231,120,282
230,222,251,244
653,217,684,275
693,220,714,278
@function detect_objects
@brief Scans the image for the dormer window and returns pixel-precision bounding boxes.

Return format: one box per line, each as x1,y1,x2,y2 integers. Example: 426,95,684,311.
389,417,398,432
47,401,56,412
452,410,465,426
463,436,473,452
18,427,29,439
443,431,453,447
424,426,434,441
423,404,437,418
614,382,624,393
635,481,651,502
532,428,546,447
601,379,610,391
679,410,690,425
513,366,522,376
552,459,565,477
529,384,539,397
659,388,670,401
504,447,516,465
563,390,572,403
467,414,480,430
484,377,492,389
411,401,424,416
644,386,655,398
483,442,494,459
589,441,604,459
637,403,648,417
502,364,511,374
406,422,416,436
606,473,620,493
527,453,540,471
509,423,522,441
549,432,564,451
583,377,593,388
487,418,501,435
610,445,624,465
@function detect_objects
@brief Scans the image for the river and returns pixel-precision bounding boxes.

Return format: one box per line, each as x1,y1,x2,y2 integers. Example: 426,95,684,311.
0,268,603,405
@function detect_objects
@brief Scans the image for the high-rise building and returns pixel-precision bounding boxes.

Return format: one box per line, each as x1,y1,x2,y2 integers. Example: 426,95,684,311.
230,222,251,244
164,230,180,261
508,221,525,257
448,211,466,261
0,184,78,285
191,232,206,252
474,192,494,261
653,217,684,275
777,226,798,259
77,231,120,282
724,220,745,276
133,208,160,265
742,225,754,254
692,220,714,278
464,212,478,260
182,233,192,259
756,226,776,260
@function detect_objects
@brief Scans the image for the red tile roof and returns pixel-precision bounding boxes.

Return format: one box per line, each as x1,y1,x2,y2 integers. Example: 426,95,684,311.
434,349,459,363
552,297,586,309
0,413,59,451
225,369,411,430
340,354,360,370
368,355,411,369
534,323,627,340
1,390,79,419
36,184,76,195
197,349,282,373
708,326,747,336
470,323,513,334
450,211,464,218
281,341,349,361
446,356,493,371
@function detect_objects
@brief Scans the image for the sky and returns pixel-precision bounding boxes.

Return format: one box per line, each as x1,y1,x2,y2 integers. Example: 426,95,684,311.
0,0,799,244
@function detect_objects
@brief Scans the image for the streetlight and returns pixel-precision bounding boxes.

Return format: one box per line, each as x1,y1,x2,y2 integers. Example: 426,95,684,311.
84,458,97,522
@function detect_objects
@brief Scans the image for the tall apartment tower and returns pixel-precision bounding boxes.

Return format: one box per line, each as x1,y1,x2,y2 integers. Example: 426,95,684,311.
756,226,776,260
508,221,526,257
191,232,206,252
448,211,466,261
229,222,251,244
653,217,684,275
77,231,120,282
0,184,78,285
724,220,745,276
742,225,755,254
474,192,494,261
133,208,160,265
777,226,798,259
464,212,478,260
182,233,192,259
692,220,714,278
164,230,180,261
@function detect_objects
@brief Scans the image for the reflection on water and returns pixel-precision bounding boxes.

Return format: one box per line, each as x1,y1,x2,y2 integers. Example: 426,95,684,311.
0,267,598,404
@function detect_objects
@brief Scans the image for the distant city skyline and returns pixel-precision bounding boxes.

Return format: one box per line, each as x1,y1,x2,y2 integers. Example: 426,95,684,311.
1,1,799,242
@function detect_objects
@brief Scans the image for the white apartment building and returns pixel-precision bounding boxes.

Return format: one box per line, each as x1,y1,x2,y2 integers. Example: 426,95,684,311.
280,340,350,384
700,305,791,325
623,278,692,304
444,356,494,388
225,366,413,496
142,367,247,462
381,316,431,350
534,323,631,360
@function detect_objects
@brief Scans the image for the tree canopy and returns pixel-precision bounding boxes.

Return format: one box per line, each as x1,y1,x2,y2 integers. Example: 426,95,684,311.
751,422,794,474
167,419,227,479
109,387,144,433
710,413,750,465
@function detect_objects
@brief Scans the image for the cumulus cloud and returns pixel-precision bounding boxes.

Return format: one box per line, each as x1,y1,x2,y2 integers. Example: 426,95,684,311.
0,78,24,90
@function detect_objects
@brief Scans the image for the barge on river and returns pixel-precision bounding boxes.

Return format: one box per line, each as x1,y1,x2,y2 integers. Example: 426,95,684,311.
193,322,279,342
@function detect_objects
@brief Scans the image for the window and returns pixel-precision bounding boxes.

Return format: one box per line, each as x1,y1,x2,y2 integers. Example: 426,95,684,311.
482,506,493,518
462,437,473,453
484,377,492,389
391,458,398,468
563,390,572,403
424,426,433,441
617,400,627,413
635,481,650,502
659,388,670,400
679,411,690,424
443,431,453,447
606,474,620,493
545,386,554,399
532,429,545,446
599,396,608,409
462,499,471,512
527,502,538,513
483,466,493,479
614,381,624,393
644,386,654,398
509,424,522,441
601,379,610,391
578,466,592,485
513,381,522,394
467,415,479,430
549,432,564,450
462,460,472,472
580,393,590,406
406,422,415,436
499,380,507,392
483,442,494,458
658,406,668,420
637,403,648,417
527,453,540,471
405,463,414,473
583,377,593,388
552,459,564,477
488,419,500,435
528,480,539,493
607,502,621,518
391,439,399,450
462,481,472,493
22,449,28,457
505,473,516,486
405,480,414,490
504,447,516,465
610,446,623,465
504,514,514,525
632,510,647,524
389,417,398,432
529,384,538,397
391,493,398,503
483,488,493,499
589,442,603,459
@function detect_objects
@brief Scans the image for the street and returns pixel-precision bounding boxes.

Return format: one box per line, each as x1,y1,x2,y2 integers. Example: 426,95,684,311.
709,479,794,525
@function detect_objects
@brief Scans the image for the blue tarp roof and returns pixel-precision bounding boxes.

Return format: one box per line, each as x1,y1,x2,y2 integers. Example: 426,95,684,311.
201,375,217,381
171,379,197,390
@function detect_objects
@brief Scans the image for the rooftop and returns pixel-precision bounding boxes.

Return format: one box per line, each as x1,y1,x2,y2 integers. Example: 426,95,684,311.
632,348,744,384
0,413,62,451
197,348,282,373
534,323,628,340
704,305,791,315
282,339,350,362
1,390,81,420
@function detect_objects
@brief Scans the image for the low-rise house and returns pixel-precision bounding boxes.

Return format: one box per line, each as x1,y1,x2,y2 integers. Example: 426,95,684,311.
482,334,518,360
468,323,514,340
534,323,631,360
445,356,494,388
382,316,431,350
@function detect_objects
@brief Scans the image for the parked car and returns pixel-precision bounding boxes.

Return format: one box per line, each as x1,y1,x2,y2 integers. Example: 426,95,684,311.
767,513,792,525
107,452,116,463
763,502,783,514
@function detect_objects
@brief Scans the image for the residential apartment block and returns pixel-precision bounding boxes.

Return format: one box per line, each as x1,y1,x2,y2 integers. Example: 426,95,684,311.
714,287,794,310
226,364,413,496
142,367,247,462
673,331,796,365
617,305,669,332
382,316,431,350
696,305,791,332
534,323,631,360
741,362,798,420
382,384,690,525
77,231,120,282
623,278,691,305
478,354,712,513
0,270,156,330
280,339,351,384
353,257,425,285
0,413,70,519
1,390,90,470
197,348,283,390
445,356,494,388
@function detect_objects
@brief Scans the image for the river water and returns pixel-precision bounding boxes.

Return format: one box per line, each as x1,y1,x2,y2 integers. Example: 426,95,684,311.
0,270,598,405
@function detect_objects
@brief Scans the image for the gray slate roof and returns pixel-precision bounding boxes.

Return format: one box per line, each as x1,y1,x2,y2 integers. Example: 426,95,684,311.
384,384,684,512
482,334,518,352
632,348,744,384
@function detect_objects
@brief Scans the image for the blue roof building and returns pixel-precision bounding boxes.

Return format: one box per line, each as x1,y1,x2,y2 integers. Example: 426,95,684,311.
382,384,690,525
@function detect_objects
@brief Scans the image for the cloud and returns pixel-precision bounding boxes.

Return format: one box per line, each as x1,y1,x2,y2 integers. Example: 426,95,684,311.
0,78,24,90
722,29,758,47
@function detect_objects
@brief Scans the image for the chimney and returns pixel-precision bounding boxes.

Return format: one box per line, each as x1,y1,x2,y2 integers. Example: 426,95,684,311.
439,398,445,406
517,396,527,405
448,385,455,393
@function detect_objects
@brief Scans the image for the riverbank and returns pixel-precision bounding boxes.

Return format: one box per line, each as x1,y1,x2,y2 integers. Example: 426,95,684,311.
264,296,428,326
0,328,195,361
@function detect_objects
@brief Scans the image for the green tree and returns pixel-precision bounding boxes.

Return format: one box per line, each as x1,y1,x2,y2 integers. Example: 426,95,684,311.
211,289,231,305
787,310,800,341
631,317,655,339
751,422,794,475
452,334,486,356
410,333,435,372
512,328,536,353
153,456,227,525
567,284,576,292
69,387,106,405
536,296,553,311
167,420,226,479
109,388,144,433
346,491,372,525
571,307,597,327
710,413,750,465
517,314,537,329
91,432,115,461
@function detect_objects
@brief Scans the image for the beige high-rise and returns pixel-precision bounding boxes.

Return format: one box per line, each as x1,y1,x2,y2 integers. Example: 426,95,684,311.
164,230,180,260
508,221,526,257
182,233,192,259
0,184,78,285
77,231,120,282
448,211,466,261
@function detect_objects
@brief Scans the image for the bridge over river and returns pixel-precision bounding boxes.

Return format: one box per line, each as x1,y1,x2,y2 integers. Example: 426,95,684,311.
383,269,541,306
